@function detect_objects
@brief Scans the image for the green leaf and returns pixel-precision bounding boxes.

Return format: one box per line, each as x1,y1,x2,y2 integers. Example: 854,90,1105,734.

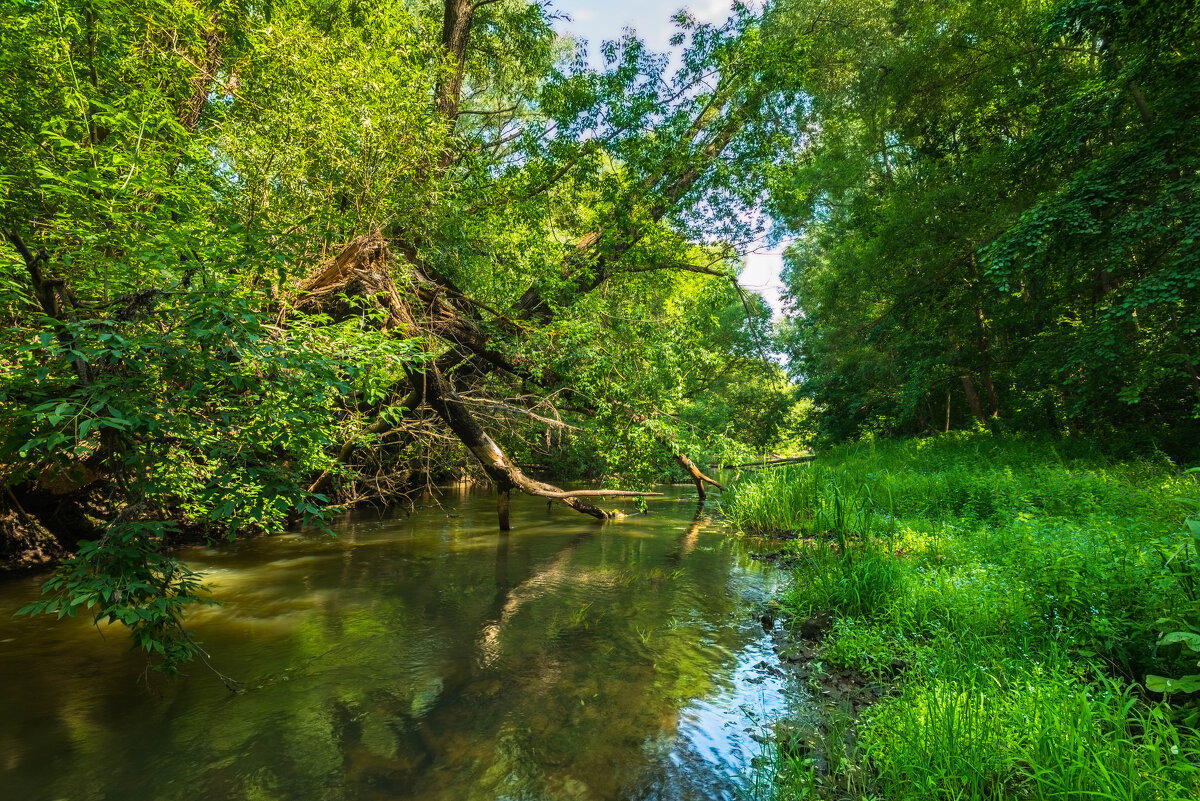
1146,674,1200,694
1159,631,1200,652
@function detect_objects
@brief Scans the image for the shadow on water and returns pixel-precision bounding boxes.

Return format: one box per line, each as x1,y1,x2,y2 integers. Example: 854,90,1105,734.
0,487,799,801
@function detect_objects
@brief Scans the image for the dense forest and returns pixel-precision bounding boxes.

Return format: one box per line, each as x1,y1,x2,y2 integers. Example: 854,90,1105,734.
1,0,1196,671
772,0,1199,444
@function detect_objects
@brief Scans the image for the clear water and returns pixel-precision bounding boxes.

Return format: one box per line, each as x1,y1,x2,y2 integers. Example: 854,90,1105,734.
0,487,797,801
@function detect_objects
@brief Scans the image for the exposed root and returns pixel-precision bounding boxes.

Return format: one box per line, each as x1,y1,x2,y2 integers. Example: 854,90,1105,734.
0,485,66,572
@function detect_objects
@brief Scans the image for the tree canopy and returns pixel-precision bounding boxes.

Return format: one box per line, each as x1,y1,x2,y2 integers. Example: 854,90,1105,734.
2,0,1195,668
0,0,806,667
770,0,1199,444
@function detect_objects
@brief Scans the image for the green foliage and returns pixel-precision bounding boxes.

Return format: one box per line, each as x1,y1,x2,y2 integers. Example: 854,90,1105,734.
0,0,241,284
769,0,1200,444
863,669,1200,800
722,464,896,542
499,266,796,484
0,270,422,667
728,433,1200,799
1149,469,1200,697
786,543,904,622
17,520,210,672
213,0,447,263
1,0,801,671
0,279,415,534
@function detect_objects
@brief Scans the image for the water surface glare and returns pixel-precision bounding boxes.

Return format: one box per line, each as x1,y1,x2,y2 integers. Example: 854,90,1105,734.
0,487,796,801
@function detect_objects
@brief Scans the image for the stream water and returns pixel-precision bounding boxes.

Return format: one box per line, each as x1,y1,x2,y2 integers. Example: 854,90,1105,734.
0,487,798,801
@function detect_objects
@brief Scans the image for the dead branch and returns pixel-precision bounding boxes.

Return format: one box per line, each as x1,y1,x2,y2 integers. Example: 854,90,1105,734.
672,452,726,501
538,489,663,499
719,455,815,469
291,234,659,529
460,397,582,431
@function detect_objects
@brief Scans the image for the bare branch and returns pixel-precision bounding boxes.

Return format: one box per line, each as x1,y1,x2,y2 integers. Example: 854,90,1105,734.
539,489,663,499
460,398,583,430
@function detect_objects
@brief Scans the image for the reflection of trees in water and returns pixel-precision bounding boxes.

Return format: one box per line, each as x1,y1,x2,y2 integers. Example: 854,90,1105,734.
328,509,747,800
667,502,709,564
0,496,762,801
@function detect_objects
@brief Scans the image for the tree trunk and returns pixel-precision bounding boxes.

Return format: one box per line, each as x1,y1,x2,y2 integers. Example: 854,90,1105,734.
967,256,1000,418
3,229,89,385
673,452,725,501
288,233,667,526
961,375,987,425
414,370,659,524
178,25,222,133
497,480,512,531
435,0,475,124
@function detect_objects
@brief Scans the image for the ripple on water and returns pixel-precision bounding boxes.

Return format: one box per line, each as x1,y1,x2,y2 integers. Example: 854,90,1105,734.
0,488,801,801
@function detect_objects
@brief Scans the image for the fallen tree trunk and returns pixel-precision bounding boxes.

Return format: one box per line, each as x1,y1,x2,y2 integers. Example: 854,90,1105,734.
415,369,658,528
718,455,815,469
290,233,663,529
672,452,725,501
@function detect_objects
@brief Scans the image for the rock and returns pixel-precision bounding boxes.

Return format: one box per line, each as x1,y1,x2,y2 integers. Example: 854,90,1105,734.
798,611,832,641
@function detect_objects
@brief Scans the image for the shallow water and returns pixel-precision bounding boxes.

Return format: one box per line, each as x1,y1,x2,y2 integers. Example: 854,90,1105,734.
0,487,797,801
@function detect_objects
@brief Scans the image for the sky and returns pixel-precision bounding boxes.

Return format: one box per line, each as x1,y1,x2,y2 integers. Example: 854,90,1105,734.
548,0,788,318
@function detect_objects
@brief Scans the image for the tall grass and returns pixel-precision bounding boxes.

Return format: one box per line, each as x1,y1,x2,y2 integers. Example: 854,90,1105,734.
864,669,1200,801
725,433,1200,800
785,543,903,621
722,464,893,543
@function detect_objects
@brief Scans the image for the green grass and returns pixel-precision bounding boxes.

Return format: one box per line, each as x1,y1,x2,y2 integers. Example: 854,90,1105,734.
725,432,1200,800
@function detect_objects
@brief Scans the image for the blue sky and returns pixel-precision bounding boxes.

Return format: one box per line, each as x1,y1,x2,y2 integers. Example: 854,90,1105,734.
550,0,734,57
548,0,787,317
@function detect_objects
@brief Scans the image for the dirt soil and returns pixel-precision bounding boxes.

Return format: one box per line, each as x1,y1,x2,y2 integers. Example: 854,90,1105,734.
0,507,65,573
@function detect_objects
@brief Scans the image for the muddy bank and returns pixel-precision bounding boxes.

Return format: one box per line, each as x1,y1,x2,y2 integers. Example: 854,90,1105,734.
750,549,906,793
747,607,889,794
0,507,64,572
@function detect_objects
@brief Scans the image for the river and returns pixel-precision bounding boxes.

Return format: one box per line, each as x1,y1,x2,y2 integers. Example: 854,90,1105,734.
0,487,797,801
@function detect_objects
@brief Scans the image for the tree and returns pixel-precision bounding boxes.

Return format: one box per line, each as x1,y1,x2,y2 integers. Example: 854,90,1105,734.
1,0,802,669
769,0,1200,445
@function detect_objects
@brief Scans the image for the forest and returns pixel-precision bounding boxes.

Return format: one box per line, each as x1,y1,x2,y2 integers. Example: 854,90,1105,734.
1,0,1198,798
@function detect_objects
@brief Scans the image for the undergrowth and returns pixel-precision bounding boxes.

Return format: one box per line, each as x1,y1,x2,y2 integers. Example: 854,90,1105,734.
725,432,1200,800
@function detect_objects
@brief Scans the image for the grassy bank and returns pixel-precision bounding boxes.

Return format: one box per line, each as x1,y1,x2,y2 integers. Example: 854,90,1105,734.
724,433,1200,800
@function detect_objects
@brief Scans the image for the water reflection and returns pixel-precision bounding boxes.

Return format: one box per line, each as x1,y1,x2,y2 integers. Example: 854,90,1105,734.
0,487,796,801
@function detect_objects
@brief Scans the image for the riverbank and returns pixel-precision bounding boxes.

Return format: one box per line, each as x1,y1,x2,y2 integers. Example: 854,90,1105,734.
726,433,1200,800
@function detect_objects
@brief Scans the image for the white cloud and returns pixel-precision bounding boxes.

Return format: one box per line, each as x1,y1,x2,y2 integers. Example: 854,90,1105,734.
690,0,734,24
740,249,787,321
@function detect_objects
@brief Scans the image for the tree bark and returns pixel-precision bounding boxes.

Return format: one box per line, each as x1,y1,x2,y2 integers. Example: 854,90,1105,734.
718,455,814,469
961,375,986,425
3,229,89,385
178,27,222,133
673,452,725,501
415,369,656,523
435,0,496,126
967,256,1000,418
